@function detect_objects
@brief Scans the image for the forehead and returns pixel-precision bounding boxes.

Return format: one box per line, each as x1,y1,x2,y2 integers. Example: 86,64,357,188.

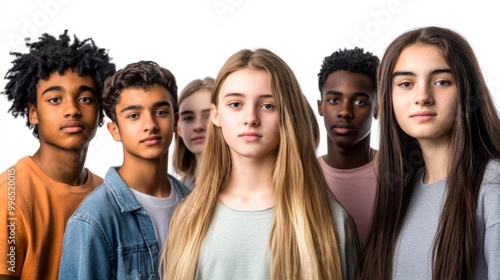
117,84,172,106
322,70,375,96
394,44,449,71
37,69,95,93
220,68,271,96
179,89,211,110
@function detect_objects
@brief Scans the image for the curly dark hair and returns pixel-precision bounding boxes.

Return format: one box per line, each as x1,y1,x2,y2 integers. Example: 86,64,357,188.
317,47,379,96
102,60,178,122
1,30,115,138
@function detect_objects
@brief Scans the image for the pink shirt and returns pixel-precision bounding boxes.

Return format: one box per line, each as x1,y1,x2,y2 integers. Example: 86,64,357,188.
318,156,377,245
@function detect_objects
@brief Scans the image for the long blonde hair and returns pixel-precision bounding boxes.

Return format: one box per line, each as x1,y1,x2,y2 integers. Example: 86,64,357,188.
173,77,214,184
164,48,345,279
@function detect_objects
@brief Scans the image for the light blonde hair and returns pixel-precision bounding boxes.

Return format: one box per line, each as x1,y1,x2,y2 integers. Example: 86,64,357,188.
163,48,348,279
173,77,214,184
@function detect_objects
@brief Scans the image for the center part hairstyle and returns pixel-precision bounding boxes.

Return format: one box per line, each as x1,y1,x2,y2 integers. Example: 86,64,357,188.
173,77,215,183
361,26,500,280
165,48,346,280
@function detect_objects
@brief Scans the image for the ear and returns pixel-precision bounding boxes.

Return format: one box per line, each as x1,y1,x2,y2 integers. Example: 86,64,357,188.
211,103,221,127
317,100,323,117
107,121,122,142
174,111,180,135
98,112,104,127
28,104,39,125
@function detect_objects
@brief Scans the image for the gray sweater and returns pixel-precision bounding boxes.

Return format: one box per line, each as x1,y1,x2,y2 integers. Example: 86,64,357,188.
393,160,500,279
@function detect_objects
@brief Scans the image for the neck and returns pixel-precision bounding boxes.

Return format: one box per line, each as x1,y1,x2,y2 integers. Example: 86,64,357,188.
31,144,88,186
419,138,451,184
119,154,171,197
325,136,374,169
219,154,275,210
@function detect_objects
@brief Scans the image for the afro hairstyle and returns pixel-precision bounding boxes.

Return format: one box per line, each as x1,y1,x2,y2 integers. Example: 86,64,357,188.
317,47,379,95
1,30,116,138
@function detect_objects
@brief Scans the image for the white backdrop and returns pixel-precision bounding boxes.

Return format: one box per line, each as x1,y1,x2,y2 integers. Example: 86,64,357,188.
1,0,499,178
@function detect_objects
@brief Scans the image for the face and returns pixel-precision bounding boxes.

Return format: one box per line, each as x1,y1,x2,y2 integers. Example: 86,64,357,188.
317,70,376,148
392,44,458,143
108,84,176,160
177,89,211,156
212,68,279,161
30,69,99,150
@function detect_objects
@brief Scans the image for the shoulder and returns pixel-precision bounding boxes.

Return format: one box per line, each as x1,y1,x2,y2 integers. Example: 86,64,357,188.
482,159,500,184
477,160,500,227
169,174,191,198
71,183,118,220
327,197,351,234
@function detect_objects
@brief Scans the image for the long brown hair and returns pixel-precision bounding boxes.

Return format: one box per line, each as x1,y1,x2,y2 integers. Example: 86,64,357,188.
164,48,351,279
361,26,500,280
172,77,214,184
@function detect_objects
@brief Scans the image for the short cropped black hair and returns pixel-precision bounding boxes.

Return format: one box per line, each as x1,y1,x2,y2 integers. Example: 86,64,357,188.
1,30,116,138
318,47,379,95
102,60,178,122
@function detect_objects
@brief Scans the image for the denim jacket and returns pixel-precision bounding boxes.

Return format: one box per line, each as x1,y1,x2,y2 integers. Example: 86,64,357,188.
58,167,190,280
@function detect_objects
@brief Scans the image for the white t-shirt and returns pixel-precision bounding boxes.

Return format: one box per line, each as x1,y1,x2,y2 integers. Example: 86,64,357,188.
130,179,179,248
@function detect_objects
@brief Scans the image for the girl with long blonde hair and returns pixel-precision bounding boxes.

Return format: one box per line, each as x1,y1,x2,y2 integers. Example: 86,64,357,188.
163,48,359,279
173,77,214,187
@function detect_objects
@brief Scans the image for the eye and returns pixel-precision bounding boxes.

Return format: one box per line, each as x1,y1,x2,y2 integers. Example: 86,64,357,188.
228,102,242,108
354,99,368,106
48,97,61,104
127,113,139,119
78,97,94,103
398,81,412,88
435,80,451,86
182,116,194,122
261,103,275,110
326,98,339,104
156,110,169,117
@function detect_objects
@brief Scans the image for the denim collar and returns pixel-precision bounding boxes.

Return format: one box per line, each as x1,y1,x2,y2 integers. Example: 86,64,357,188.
103,167,148,212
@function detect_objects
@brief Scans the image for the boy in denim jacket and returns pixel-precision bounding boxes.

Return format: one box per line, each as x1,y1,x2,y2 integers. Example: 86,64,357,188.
59,61,190,279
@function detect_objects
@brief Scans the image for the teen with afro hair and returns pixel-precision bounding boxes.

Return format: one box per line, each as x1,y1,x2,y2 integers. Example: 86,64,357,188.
316,47,379,246
0,30,115,280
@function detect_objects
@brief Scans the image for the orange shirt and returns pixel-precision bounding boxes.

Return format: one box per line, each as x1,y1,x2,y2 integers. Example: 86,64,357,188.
0,156,102,279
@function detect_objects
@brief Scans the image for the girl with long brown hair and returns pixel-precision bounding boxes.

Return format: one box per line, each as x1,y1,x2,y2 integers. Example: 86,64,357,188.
362,26,500,279
163,48,359,280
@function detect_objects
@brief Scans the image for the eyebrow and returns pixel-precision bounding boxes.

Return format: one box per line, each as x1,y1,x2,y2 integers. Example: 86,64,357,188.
120,101,171,113
325,90,371,97
179,108,211,115
392,68,452,78
222,92,274,99
41,85,96,96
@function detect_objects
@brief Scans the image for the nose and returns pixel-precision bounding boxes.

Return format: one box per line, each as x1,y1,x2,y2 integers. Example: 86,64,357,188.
64,99,82,118
414,84,434,106
244,106,260,127
143,113,159,133
337,101,353,119
193,115,207,132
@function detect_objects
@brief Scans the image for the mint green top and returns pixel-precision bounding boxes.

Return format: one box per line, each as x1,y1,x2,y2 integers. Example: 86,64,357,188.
196,197,359,279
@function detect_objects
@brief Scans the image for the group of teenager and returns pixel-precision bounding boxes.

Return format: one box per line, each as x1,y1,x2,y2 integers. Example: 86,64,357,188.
0,25,498,280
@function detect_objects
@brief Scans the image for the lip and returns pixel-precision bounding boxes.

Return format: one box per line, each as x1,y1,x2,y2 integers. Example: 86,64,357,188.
239,132,261,142
190,136,205,144
60,121,85,133
410,111,437,121
140,136,163,145
332,122,354,135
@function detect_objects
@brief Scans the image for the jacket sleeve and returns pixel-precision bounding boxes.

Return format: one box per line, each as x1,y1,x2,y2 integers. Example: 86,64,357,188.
58,214,111,280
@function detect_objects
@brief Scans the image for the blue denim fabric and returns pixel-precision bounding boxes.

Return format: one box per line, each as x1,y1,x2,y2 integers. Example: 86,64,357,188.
58,167,190,280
